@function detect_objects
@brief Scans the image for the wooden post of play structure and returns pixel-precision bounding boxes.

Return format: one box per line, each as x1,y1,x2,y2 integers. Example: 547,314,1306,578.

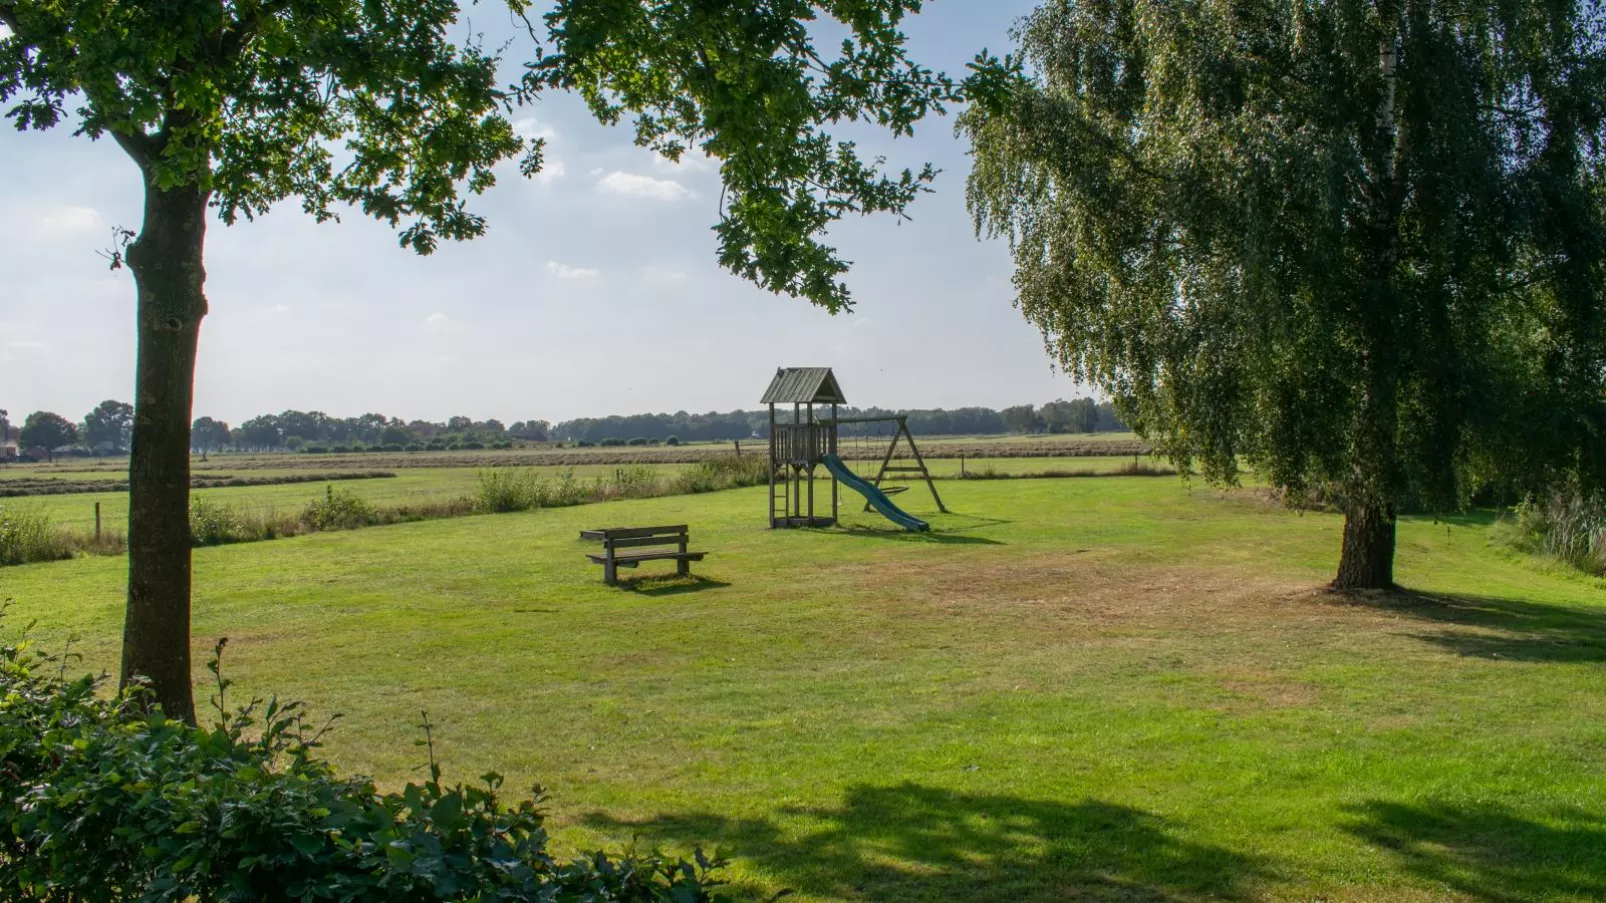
830,402,839,524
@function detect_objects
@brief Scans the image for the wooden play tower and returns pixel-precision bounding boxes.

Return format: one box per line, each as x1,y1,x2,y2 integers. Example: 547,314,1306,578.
764,367,845,528
763,367,945,529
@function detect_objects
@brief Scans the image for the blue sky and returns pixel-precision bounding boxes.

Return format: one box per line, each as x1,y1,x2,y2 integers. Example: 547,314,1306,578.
0,0,1079,425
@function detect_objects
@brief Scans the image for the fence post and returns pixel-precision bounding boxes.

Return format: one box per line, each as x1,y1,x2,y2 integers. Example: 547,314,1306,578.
960,453,966,478
94,502,101,542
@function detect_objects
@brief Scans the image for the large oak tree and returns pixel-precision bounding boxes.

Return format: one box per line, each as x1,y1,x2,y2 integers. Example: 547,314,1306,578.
963,0,1606,589
2,0,957,722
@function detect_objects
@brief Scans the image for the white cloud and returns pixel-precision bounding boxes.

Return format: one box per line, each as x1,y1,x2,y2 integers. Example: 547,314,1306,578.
424,312,450,331
596,171,694,202
536,159,566,186
546,261,600,280
40,205,101,234
643,266,689,285
512,118,557,143
5,340,46,350
653,150,715,173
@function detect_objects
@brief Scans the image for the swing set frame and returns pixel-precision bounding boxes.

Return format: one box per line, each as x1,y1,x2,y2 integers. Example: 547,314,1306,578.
826,415,947,517
762,367,945,529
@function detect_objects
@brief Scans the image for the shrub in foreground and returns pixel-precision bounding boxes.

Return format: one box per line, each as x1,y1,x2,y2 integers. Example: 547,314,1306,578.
0,633,726,902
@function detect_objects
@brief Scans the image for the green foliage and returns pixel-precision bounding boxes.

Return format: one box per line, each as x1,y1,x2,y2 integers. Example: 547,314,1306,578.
0,632,727,901
475,467,546,514
963,0,1606,575
1513,486,1606,575
302,485,379,531
189,497,251,547
528,0,961,310
17,411,77,458
0,0,520,253
0,505,71,566
671,455,770,494
81,399,133,453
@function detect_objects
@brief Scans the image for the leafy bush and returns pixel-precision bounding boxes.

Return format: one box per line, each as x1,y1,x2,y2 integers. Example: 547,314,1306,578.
672,455,770,494
475,468,543,513
0,505,72,566
405,443,424,452
462,441,485,450
665,435,681,446
302,485,379,531
600,438,625,447
304,444,329,454
575,440,596,448
189,496,250,546
0,632,726,902
1513,486,1606,575
613,465,663,498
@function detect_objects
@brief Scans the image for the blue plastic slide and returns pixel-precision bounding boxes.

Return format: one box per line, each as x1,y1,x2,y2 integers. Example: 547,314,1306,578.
821,454,930,532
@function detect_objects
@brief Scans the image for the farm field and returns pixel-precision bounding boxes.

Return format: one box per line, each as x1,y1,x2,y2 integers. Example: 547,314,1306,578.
4,477,1603,902
0,431,1148,477
0,454,1159,533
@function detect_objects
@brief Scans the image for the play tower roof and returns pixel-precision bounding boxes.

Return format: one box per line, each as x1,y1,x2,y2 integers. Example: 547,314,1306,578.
760,367,847,405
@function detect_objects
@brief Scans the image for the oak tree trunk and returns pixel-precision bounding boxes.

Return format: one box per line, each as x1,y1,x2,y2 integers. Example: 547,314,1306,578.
118,180,209,725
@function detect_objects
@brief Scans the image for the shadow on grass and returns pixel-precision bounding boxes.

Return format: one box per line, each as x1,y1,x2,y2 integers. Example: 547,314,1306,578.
834,525,1005,546
833,513,1012,546
1344,799,1606,902
1322,588,1606,663
617,574,731,596
583,782,1266,902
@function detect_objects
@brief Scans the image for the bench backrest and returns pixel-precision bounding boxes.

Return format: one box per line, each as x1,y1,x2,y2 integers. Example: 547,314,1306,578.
580,525,688,548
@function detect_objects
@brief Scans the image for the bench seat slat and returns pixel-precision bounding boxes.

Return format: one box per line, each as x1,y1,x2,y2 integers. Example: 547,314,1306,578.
587,550,706,565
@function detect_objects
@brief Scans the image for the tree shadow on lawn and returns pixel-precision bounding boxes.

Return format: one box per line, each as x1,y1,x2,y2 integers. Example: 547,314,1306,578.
1321,588,1606,663
582,782,1267,902
1344,798,1606,902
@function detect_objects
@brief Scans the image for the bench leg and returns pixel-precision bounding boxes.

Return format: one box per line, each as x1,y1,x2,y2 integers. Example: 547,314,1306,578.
604,553,617,586
677,558,690,578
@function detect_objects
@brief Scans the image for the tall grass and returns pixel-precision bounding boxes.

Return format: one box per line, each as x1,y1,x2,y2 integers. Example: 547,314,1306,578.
0,505,75,566
1513,487,1606,575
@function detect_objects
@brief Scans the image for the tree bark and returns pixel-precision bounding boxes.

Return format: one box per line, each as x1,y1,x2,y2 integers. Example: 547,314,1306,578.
119,179,210,725
1332,32,1405,592
1335,499,1397,589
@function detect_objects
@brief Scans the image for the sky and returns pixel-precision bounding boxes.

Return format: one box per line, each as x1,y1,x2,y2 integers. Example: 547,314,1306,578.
0,0,1081,426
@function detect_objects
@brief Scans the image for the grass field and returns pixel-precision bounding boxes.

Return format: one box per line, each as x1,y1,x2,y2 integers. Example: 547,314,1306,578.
0,455,1156,533
5,478,1604,901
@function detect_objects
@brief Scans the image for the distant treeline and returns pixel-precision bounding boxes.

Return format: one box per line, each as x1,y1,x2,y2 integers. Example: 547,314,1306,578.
549,400,1124,443
2,399,1125,458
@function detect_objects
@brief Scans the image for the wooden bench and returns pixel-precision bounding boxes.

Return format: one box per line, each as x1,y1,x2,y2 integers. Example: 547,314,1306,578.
580,525,706,586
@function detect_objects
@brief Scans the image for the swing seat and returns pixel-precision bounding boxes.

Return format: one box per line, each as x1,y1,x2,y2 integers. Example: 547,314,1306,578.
879,485,909,495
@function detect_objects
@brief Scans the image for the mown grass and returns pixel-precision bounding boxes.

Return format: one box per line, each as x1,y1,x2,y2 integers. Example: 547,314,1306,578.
5,478,1606,901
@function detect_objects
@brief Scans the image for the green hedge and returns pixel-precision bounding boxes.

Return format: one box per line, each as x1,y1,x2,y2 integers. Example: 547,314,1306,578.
0,634,726,901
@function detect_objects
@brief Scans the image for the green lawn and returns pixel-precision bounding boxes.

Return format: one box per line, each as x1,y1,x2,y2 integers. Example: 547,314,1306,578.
4,478,1604,901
